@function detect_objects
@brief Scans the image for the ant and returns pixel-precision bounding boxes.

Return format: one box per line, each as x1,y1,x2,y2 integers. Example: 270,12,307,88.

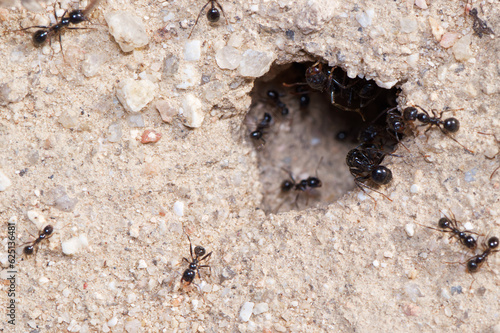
249,112,273,148
466,236,499,273
402,105,473,153
181,232,212,285
17,0,101,50
346,143,393,203
478,132,500,180
419,213,478,250
188,0,228,38
280,158,323,207
469,8,494,38
267,90,289,116
22,225,54,256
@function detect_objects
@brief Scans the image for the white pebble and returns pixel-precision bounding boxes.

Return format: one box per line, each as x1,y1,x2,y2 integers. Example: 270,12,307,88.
192,299,199,311
137,259,147,269
407,53,419,67
116,78,156,113
428,17,445,41
238,50,275,78
444,306,452,317
173,201,184,216
215,46,242,70
440,288,450,299
440,32,459,49
373,260,380,267
105,11,149,52
0,169,12,191
463,222,474,231
253,302,269,315
452,33,473,61
357,191,368,201
181,94,204,128
58,109,79,128
27,210,46,227
61,234,89,255
62,288,71,297
127,293,137,303
129,224,140,238
107,317,118,327
383,251,393,258
291,301,298,307
410,184,419,193
355,9,374,28
405,223,415,237
176,64,200,89
415,0,428,9
239,302,254,322
39,276,49,284
124,318,141,333
184,40,201,61
400,17,418,33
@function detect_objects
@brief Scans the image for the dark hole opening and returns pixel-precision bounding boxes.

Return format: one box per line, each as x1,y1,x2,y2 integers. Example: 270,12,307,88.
246,62,401,214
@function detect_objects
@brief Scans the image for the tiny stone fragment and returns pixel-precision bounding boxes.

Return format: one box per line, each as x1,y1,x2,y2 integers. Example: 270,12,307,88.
184,40,201,61
400,17,418,33
181,93,204,128
176,64,200,89
428,17,445,41
238,50,275,78
62,234,89,255
127,113,145,128
355,9,374,28
414,0,427,9
105,11,149,52
440,32,459,49
452,34,473,61
140,130,162,144
58,109,79,129
107,122,122,143
116,78,156,112
0,169,12,191
155,99,176,123
46,186,79,212
162,54,179,77
253,302,269,315
216,46,242,70
239,302,254,322
405,223,415,237
173,201,184,216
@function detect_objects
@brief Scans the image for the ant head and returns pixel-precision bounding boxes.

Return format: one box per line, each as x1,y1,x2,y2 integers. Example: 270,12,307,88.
371,166,392,185
69,10,86,24
281,180,294,192
32,30,49,46
44,225,54,235
307,177,322,188
443,118,460,133
181,269,196,284
194,245,206,257
403,107,418,121
207,7,220,22
391,120,405,133
305,64,327,91
466,258,479,273
487,236,499,249
24,245,34,255
250,130,263,140
438,217,451,229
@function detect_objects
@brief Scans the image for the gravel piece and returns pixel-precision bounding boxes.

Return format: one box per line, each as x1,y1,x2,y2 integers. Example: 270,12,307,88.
173,201,184,216
452,34,473,61
216,46,242,70
0,169,12,191
116,78,156,113
184,40,201,61
181,93,204,128
239,302,254,322
106,11,149,52
238,50,275,78
62,234,89,255
253,302,269,315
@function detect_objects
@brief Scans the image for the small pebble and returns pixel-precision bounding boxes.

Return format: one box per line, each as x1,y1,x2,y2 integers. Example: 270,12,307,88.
140,130,162,144
414,0,427,9
0,169,11,191
105,11,149,52
107,122,122,143
400,17,418,33
39,276,49,284
127,113,145,128
61,234,89,255
452,34,473,61
440,32,459,49
173,201,184,216
163,54,179,77
184,40,201,61
27,210,46,226
440,288,450,299
444,307,452,317
450,285,462,295
355,9,374,28
410,184,419,193
176,64,200,89
81,53,106,77
405,223,415,237
181,93,204,128
373,260,380,267
124,319,141,333
216,46,242,70
238,50,275,78
155,99,176,123
137,259,147,269
253,302,269,315
239,302,254,322
58,109,79,129
407,269,418,280
463,222,473,231
116,78,156,112
107,317,118,327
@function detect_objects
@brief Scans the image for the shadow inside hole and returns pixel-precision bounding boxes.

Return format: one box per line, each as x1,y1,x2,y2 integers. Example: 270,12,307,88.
246,62,400,214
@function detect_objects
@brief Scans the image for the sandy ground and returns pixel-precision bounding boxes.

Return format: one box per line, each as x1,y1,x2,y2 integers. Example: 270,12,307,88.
0,0,500,332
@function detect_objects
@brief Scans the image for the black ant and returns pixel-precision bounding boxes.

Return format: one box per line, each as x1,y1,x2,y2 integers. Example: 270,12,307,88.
280,159,323,207
478,132,500,180
267,90,289,116
249,112,273,148
466,236,499,273
188,0,228,38
181,233,212,285
402,105,473,153
23,225,54,256
17,0,101,50
469,8,494,38
346,143,393,203
419,213,478,250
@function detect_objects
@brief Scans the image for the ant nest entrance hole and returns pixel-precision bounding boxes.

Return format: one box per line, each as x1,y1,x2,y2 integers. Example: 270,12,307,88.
245,62,401,214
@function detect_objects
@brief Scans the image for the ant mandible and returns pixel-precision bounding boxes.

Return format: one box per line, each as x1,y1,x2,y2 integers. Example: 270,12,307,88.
23,225,54,256
181,232,212,285
188,0,228,38
18,0,101,48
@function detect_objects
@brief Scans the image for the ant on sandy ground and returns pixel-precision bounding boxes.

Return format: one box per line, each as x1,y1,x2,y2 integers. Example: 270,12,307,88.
15,0,101,54
180,232,212,286
188,0,228,38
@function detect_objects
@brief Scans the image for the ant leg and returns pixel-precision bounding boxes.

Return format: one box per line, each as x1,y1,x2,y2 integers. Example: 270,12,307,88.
183,229,195,260
214,0,229,24
199,264,212,276
188,1,213,38
182,257,190,264
200,251,212,262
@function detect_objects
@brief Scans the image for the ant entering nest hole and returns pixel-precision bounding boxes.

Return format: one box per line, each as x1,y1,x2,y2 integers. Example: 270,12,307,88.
246,62,401,214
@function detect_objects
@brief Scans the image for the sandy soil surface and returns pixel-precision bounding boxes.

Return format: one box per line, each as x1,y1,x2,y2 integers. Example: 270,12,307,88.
0,0,500,332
